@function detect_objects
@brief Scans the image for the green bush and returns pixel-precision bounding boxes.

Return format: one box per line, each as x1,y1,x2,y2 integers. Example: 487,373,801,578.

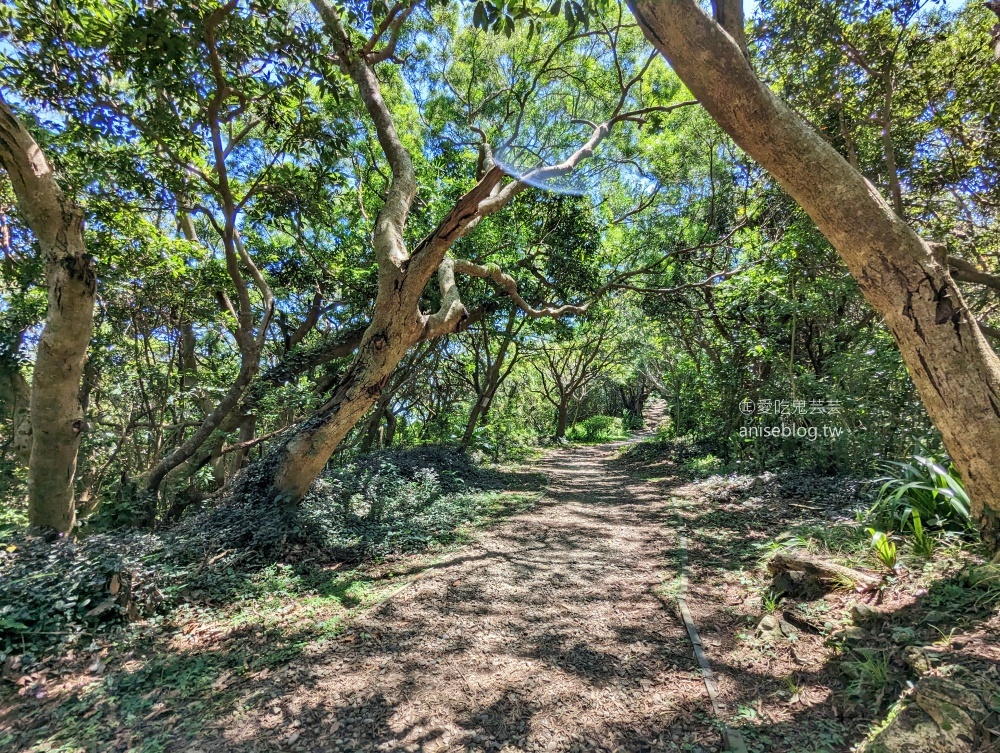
571,415,623,442
0,532,180,657
682,454,724,477
867,455,972,533
621,409,645,431
302,462,509,560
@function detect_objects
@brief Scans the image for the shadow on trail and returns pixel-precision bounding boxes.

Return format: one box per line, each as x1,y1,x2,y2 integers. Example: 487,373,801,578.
612,442,1000,753
11,427,990,753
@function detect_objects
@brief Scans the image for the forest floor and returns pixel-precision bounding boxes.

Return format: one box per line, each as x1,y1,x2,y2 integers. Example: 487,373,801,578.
2,410,999,752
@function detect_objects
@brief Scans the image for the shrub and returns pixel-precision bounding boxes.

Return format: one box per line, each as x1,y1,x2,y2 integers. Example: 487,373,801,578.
683,454,723,477
571,415,622,442
867,455,972,533
621,409,645,431
842,648,893,707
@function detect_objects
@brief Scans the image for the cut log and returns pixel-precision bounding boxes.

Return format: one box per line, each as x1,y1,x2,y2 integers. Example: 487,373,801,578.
767,550,881,589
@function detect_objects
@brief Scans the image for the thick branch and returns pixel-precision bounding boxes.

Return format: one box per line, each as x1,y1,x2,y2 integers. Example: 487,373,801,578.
948,255,1000,292
313,0,416,266
711,0,747,56
422,257,471,339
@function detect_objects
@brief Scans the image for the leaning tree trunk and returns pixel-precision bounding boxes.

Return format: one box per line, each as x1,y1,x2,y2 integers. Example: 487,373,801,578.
461,397,489,448
268,312,422,502
0,97,96,533
629,0,1000,549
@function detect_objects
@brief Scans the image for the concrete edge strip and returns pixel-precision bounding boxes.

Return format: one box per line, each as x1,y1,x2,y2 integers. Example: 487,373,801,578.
677,526,749,753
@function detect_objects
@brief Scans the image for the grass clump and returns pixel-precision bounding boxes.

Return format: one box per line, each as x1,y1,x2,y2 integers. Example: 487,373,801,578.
569,415,626,442
842,648,894,708
867,455,972,533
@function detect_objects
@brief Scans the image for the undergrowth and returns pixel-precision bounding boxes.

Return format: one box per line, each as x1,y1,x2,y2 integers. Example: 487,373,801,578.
0,447,535,660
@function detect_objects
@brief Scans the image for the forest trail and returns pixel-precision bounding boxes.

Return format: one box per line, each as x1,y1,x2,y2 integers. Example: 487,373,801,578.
218,412,723,752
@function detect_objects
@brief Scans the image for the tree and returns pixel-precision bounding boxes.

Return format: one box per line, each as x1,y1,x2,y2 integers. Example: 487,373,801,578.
0,0,358,522
0,96,96,532
257,0,693,502
457,307,524,448
626,0,1000,550
531,315,624,439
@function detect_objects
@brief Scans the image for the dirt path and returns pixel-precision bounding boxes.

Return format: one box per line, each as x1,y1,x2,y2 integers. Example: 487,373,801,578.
7,422,1000,752
218,433,723,752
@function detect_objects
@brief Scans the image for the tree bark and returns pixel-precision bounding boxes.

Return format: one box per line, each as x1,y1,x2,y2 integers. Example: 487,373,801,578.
711,0,747,56
145,357,259,502
629,0,1000,549
360,400,388,453
880,71,904,217
0,97,96,533
556,399,570,440
177,324,367,486
462,398,489,448
383,410,397,447
987,2,1000,59
269,316,423,501
1,367,32,466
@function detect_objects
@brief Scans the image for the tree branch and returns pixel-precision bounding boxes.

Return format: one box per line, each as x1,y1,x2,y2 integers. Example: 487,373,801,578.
312,0,416,267
422,257,471,339
948,255,1000,292
452,258,592,318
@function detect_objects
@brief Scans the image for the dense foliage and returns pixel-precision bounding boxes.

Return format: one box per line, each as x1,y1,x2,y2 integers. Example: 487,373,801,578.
0,1,997,531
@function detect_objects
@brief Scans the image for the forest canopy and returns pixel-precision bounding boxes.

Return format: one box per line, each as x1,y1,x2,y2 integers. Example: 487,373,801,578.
0,0,998,544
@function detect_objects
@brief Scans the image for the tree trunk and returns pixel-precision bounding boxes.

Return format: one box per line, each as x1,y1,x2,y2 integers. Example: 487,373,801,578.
229,413,256,474
144,357,258,503
177,324,367,486
880,71,904,218
360,401,387,453
383,411,397,448
711,0,746,55
0,97,96,533
767,550,881,589
461,398,488,448
556,399,570,440
1,367,32,466
267,308,423,501
629,0,1000,549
